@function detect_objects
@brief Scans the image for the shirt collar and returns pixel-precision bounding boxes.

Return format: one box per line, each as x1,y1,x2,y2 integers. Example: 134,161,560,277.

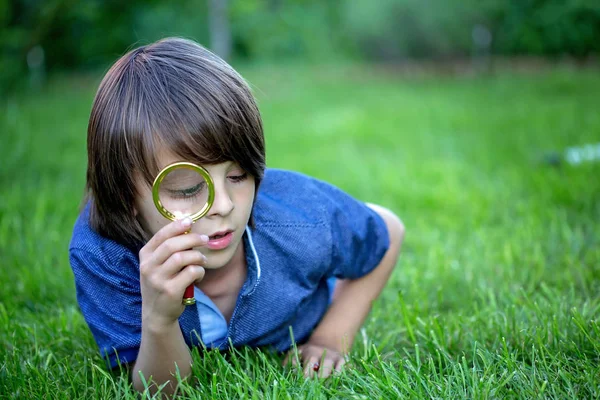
240,226,261,296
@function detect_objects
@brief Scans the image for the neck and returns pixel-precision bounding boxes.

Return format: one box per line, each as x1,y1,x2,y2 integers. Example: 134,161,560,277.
197,240,246,298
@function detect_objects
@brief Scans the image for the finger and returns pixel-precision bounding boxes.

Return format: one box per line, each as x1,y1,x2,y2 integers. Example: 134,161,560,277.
169,264,205,294
152,233,209,266
318,357,335,379
333,356,347,374
158,250,207,280
283,347,302,368
282,351,293,367
143,218,194,255
303,355,320,378
282,352,294,368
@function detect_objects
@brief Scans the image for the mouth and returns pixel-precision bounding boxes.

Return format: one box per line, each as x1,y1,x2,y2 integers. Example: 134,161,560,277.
206,230,234,250
209,230,232,240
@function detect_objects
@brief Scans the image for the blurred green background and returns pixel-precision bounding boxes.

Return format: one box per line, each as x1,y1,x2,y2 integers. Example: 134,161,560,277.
2,0,600,92
1,1,600,397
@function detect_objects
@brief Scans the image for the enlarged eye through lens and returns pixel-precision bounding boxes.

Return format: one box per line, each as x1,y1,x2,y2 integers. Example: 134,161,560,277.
152,162,215,222
165,181,207,201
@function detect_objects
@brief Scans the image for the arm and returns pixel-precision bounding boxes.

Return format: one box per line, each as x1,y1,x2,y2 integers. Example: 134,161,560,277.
289,203,404,377
131,218,208,395
132,322,192,394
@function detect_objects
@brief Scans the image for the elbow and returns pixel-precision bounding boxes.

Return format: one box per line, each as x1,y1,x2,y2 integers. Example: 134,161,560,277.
386,211,405,260
367,203,405,260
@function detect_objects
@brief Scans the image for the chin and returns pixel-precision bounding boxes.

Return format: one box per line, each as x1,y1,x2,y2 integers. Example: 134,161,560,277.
203,250,234,270
203,262,225,270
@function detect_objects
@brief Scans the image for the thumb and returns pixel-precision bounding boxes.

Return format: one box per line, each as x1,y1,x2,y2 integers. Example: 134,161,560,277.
192,265,206,285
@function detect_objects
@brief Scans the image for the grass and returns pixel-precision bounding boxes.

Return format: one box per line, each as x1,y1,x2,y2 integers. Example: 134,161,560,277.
1,62,599,398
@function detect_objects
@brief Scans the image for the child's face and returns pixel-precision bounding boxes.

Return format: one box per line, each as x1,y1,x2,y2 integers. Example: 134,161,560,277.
134,152,255,270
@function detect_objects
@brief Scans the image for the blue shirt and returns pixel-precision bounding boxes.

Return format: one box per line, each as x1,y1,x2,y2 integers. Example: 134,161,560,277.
69,169,390,368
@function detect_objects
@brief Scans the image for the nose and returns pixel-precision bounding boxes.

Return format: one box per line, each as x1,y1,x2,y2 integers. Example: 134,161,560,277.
207,182,234,218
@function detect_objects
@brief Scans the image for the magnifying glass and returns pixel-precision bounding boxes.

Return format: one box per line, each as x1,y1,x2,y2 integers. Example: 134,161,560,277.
152,162,215,306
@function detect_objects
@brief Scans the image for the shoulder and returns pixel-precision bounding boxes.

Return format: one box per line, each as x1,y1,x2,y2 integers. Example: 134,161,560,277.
69,204,137,271
249,168,389,280
254,168,352,227
249,169,337,281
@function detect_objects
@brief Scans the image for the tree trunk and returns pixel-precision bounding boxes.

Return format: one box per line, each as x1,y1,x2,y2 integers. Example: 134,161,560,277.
208,0,231,61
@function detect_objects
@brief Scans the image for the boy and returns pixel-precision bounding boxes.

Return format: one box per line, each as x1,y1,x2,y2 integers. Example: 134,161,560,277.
69,37,404,395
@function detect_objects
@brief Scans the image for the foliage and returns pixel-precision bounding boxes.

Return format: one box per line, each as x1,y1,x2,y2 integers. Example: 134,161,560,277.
0,0,207,91
1,0,599,91
231,0,343,61
342,0,600,60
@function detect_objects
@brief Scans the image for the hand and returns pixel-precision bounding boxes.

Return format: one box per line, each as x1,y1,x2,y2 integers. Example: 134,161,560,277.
283,341,348,378
138,217,209,332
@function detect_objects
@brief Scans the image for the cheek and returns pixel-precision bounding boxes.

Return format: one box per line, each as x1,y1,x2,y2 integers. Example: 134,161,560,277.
238,183,256,213
147,216,169,235
137,201,169,236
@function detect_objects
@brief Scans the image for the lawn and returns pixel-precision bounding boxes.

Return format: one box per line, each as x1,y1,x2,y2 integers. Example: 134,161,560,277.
1,63,599,398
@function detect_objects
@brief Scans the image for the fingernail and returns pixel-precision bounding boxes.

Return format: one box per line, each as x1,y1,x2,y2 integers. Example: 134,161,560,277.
182,218,192,228
200,234,209,242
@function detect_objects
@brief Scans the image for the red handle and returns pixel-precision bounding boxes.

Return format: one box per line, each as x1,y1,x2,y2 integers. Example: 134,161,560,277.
183,284,195,305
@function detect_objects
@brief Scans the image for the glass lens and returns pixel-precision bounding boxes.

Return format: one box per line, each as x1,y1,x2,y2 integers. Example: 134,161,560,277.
157,167,209,219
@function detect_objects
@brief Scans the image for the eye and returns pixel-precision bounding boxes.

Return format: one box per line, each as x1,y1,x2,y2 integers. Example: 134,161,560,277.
228,172,248,183
167,181,206,200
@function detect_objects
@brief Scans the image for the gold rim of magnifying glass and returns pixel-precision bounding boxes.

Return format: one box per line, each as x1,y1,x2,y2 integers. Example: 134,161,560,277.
152,162,215,222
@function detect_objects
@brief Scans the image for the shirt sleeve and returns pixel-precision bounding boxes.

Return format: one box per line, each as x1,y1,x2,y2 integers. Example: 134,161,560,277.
314,179,390,279
69,248,142,369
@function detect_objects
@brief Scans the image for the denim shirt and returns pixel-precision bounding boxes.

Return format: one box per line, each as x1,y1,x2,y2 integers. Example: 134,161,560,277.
69,169,390,368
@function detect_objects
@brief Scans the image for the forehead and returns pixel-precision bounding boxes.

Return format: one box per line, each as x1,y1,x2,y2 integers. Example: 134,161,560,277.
142,135,233,182
160,167,205,185
135,146,184,192
152,147,236,178
154,147,183,171
136,137,239,194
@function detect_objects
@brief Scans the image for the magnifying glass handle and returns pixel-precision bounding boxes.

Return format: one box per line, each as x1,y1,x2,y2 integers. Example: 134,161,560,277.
183,284,195,306
182,228,196,306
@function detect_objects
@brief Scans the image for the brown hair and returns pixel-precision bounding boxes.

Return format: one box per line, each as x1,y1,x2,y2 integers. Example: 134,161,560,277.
85,37,265,249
